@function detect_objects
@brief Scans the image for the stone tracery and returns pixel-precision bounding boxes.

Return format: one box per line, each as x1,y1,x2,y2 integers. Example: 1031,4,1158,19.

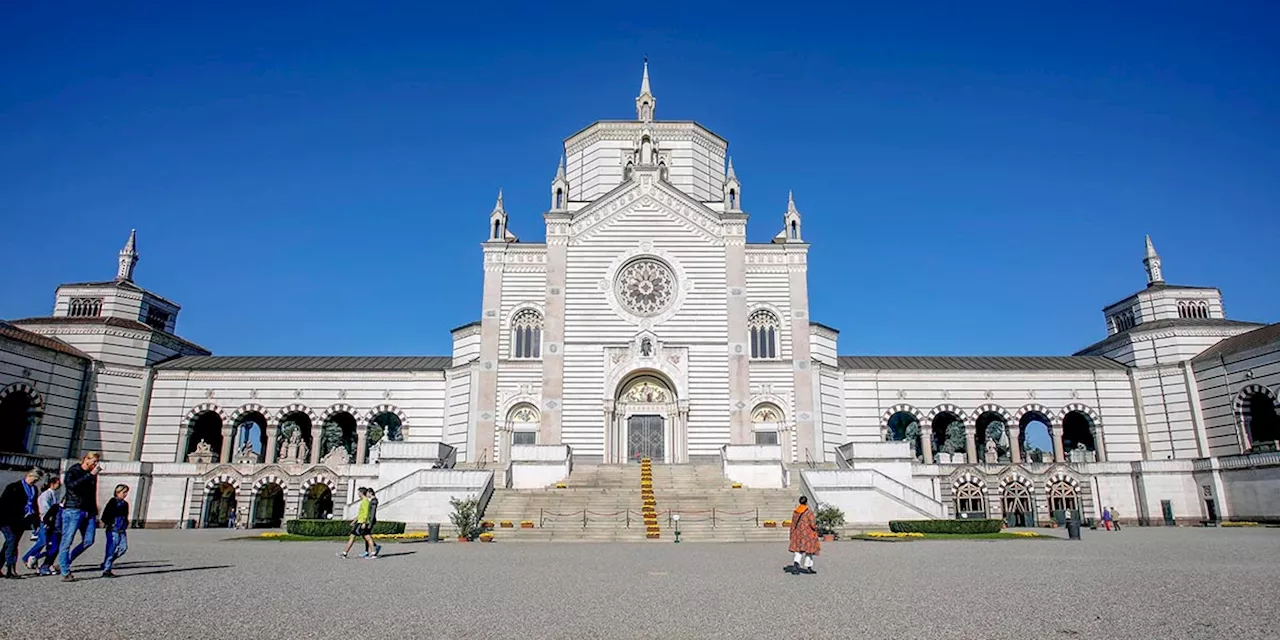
614,258,676,317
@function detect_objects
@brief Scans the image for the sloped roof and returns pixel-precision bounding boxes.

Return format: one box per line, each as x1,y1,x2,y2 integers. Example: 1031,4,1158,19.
154,355,453,371
1074,318,1263,356
0,321,90,360
11,316,210,354
837,355,1128,372
1192,322,1280,364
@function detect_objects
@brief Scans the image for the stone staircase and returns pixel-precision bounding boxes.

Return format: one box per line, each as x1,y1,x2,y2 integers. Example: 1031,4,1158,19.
480,463,805,542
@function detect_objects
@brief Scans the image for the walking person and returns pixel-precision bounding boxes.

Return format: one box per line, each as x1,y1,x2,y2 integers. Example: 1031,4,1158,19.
786,495,820,575
99,484,131,578
1110,506,1121,531
58,452,101,582
22,476,61,574
1,469,42,578
365,488,381,559
337,488,374,559
1101,507,1113,531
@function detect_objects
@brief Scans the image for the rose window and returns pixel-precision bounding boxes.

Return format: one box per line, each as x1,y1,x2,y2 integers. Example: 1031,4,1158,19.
614,258,676,317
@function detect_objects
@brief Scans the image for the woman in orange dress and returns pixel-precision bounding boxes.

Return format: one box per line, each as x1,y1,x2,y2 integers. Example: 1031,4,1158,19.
787,495,820,575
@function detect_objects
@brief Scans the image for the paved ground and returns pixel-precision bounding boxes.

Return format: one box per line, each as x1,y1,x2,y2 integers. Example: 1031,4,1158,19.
0,526,1276,639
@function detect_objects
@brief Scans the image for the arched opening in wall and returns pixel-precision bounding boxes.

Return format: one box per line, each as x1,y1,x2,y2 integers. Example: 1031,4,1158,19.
300,484,334,520
252,483,286,528
508,404,540,447
790,220,798,239
658,161,668,181
1061,411,1096,459
368,412,404,458
953,481,986,518
234,412,268,463
1048,480,1081,524
931,413,965,461
624,161,634,181
1245,393,1280,449
973,412,1009,463
748,309,779,359
278,412,314,463
186,411,224,460
1001,482,1035,527
0,390,37,453
615,373,676,463
203,483,237,528
728,188,737,210
752,404,783,446
1019,413,1053,463
555,188,564,209
885,411,922,460
320,412,359,463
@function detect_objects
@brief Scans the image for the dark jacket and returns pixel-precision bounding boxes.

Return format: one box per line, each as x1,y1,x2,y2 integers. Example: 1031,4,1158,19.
0,480,38,531
100,497,130,532
63,464,99,515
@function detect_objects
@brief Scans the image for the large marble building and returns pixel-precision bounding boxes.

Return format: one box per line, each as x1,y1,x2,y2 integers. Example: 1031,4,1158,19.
3,64,1278,528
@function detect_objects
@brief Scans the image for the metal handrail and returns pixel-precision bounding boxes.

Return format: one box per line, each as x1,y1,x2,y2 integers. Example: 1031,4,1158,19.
804,448,817,470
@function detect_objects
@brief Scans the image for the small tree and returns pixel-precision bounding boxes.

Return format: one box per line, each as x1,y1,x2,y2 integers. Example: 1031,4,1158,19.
449,497,483,541
320,421,345,459
279,420,299,441
904,421,922,458
814,503,845,537
941,420,967,454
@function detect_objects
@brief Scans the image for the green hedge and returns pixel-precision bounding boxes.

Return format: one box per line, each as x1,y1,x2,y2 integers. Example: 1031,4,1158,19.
285,519,406,537
889,519,1003,534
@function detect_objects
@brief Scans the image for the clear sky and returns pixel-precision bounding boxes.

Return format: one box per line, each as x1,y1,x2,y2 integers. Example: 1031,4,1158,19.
2,1,1277,357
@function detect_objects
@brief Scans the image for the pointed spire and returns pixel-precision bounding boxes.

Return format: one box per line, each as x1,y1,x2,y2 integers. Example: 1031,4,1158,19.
635,58,656,122
1143,233,1164,286
116,229,139,282
787,190,798,214
492,189,505,214
555,154,566,181
726,157,737,180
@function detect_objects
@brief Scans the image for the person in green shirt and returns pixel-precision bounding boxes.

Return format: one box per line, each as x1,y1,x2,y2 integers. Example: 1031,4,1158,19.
336,487,380,559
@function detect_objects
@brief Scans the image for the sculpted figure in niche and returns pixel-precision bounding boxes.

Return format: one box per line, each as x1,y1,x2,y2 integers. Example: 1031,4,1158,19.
986,438,999,463
640,338,653,357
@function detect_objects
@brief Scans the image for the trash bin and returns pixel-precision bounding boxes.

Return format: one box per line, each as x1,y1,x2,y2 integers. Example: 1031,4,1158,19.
1066,518,1082,540
427,523,440,542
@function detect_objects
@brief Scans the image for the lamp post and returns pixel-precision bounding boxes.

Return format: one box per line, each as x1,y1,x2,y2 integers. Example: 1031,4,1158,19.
673,514,681,543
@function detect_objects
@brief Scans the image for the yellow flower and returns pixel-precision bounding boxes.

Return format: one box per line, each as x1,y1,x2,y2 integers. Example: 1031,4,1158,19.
261,532,285,538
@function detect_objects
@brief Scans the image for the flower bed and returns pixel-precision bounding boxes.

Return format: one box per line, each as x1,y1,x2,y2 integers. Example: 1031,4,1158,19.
479,532,495,542
865,531,924,538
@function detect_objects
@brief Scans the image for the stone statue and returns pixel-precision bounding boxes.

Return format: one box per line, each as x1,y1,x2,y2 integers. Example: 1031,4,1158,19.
234,441,258,464
187,439,215,464
640,338,653,357
280,430,304,464
986,438,999,464
322,446,350,466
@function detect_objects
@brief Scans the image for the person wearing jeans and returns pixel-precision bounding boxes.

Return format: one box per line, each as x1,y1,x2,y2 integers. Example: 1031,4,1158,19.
0,469,43,578
99,484,130,578
58,452,101,581
22,476,61,572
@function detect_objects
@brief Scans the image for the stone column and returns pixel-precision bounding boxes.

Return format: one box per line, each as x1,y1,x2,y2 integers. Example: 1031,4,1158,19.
602,402,614,465
355,426,369,464
965,427,978,464
264,426,278,464
1008,423,1022,464
1092,428,1107,463
541,213,570,445
309,432,321,465
786,248,818,462
678,401,691,463
1051,424,1065,463
920,430,934,465
474,244,507,464
724,218,751,444
219,426,233,464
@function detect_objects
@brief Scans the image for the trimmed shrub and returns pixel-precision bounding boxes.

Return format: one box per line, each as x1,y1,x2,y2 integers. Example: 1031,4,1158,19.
888,519,1002,534
285,519,406,537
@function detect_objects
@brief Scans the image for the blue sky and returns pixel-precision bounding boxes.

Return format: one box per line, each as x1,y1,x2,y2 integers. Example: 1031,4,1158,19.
2,1,1277,357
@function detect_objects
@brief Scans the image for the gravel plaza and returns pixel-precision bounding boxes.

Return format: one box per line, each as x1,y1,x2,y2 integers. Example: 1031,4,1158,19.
0,526,1276,639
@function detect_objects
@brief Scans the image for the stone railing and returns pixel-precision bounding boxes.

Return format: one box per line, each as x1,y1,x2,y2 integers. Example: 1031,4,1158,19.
720,444,788,488
370,441,457,467
506,444,572,489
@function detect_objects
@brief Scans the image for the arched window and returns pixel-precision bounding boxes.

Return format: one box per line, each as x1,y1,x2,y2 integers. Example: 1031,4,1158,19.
748,309,780,359
68,297,102,318
555,188,564,209
508,404,540,446
1111,310,1135,332
751,404,783,446
1178,301,1188,318
623,162,633,181
511,309,543,359
492,219,501,240
790,220,798,239
658,162,669,181
1197,301,1209,319
728,189,737,209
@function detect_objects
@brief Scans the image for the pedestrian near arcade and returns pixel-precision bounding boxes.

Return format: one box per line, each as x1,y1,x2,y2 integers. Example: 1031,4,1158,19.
0,469,42,578
786,495,820,575
99,484,131,578
59,452,101,582
23,475,61,574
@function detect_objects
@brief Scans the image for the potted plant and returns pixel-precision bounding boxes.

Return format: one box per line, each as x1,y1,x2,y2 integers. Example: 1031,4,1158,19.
449,497,483,542
814,503,845,542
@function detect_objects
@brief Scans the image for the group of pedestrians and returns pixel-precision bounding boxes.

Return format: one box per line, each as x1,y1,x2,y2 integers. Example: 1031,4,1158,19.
1102,506,1123,531
0,452,131,581
337,486,381,559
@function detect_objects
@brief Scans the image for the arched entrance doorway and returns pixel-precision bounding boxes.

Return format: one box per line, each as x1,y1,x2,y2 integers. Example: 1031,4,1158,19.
300,483,334,520
606,373,685,464
203,482,237,528
0,386,39,453
253,482,286,528
1000,478,1035,527
501,404,540,463
952,478,987,519
1048,476,1082,524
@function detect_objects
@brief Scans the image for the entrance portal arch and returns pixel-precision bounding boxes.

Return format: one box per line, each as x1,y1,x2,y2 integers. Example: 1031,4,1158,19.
604,371,688,464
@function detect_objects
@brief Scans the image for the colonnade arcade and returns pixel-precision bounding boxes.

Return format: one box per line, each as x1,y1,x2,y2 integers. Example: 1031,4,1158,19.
180,402,407,466
946,470,1088,526
882,403,1107,465
198,469,342,529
